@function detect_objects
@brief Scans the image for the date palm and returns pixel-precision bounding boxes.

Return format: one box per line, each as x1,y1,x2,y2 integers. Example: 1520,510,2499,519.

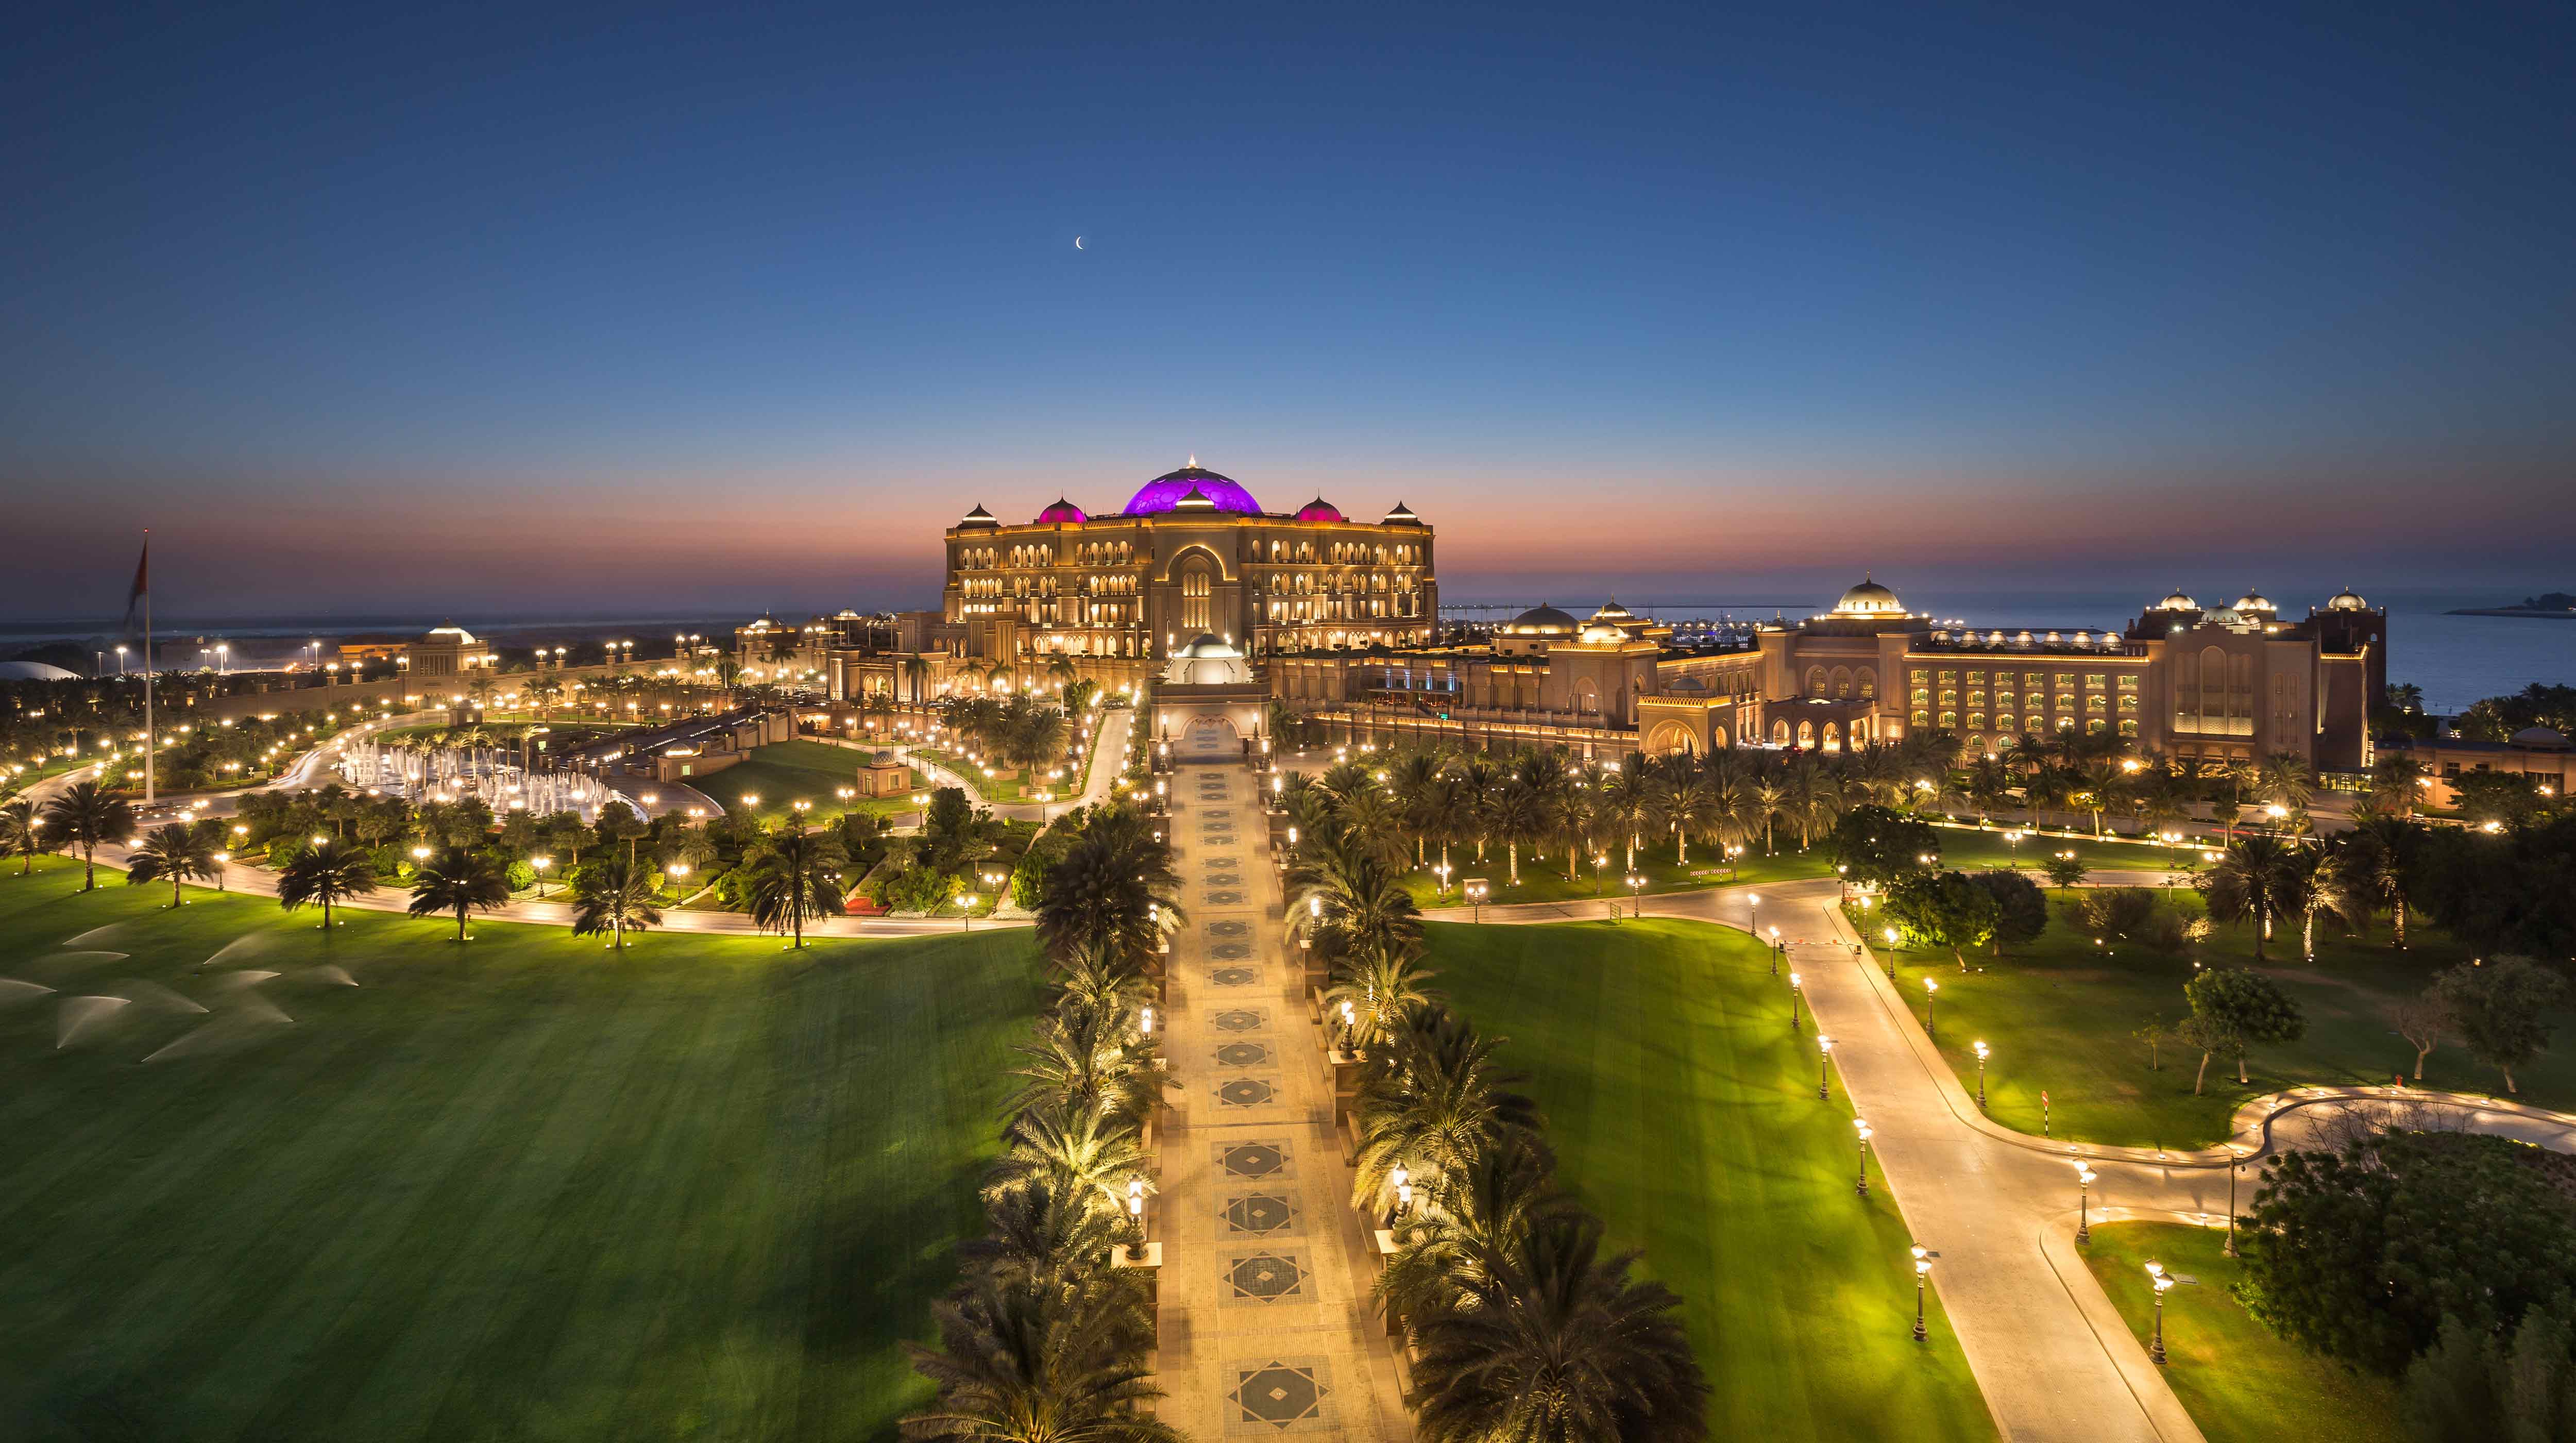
1417,774,1477,880
981,1096,1153,1220
2342,814,2422,948
1327,947,1442,1056
1291,835,1424,963
1597,763,1649,870
1488,778,1545,885
1387,749,1450,866
742,827,847,948
407,845,510,942
2278,846,2361,963
125,823,217,908
1413,1213,1707,1443
902,1271,1174,1443
1049,939,1154,1018
40,779,134,892
1376,1131,1574,1331
2198,835,2296,961
1353,1004,1541,1215
3,797,50,876
1337,784,1413,871
277,837,378,929
571,852,662,950
1033,807,1182,968
957,1178,1132,1294
1009,1001,1168,1123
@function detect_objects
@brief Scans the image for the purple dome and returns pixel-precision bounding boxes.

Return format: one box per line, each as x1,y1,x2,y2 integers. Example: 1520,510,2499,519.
1293,497,1345,523
1123,463,1261,516
1033,497,1088,524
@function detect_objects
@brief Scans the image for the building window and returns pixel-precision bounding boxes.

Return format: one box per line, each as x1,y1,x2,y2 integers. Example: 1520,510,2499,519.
1911,709,1930,727
1180,566,1212,632
1911,669,1930,685
1939,711,1957,729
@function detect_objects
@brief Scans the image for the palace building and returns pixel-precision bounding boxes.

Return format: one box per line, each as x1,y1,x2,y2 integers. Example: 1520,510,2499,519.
793,458,2387,773
940,460,1437,662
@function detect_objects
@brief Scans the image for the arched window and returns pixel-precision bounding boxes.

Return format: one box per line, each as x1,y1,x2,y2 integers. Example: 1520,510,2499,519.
1805,666,1827,696
1831,666,1852,698
1180,563,1213,632
1858,667,1877,699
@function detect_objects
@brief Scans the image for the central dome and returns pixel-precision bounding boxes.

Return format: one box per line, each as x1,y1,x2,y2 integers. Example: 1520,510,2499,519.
1123,462,1261,517
1833,576,1905,616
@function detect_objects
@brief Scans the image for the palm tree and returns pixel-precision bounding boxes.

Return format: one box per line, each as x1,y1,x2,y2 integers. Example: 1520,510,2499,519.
1010,1001,1167,1123
1034,808,1182,967
2367,752,2430,816
1050,939,1154,1019
1338,785,1413,871
406,845,510,942
1376,1131,1573,1330
3,797,50,876
40,779,134,891
125,823,217,908
902,1271,1174,1443
1964,755,2015,819
1418,774,1477,881
2198,835,2296,961
981,1096,1153,1219
902,655,932,707
1327,948,1441,1053
1353,1004,1540,1213
742,828,848,948
956,1178,1132,1293
1598,764,1649,870
277,837,378,929
1291,836,1424,963
2255,751,2314,815
1751,775,1786,854
1412,1213,1708,1443
1486,779,1545,886
571,853,663,950
2278,846,2361,963
1388,749,1450,866
2342,814,2421,948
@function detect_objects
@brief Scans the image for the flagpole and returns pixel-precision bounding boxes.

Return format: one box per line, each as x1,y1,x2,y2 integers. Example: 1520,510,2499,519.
143,530,154,808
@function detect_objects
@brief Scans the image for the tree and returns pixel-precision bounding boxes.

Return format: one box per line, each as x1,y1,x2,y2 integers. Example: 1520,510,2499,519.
2433,956,2566,1094
124,823,216,908
2184,966,2305,1086
980,1097,1152,1219
742,828,848,948
1967,870,2048,955
2343,815,2425,948
1352,1004,1535,1211
902,1271,1173,1443
2040,850,2088,892
1,798,45,875
1411,1213,1708,1443
1034,807,1181,968
276,837,378,929
571,853,663,950
2400,1306,2576,1443
407,846,510,942
1823,805,1939,888
1886,870,1999,970
2453,770,2545,829
2391,992,2450,1081
2199,835,2297,961
2278,847,2362,963
2133,1018,2172,1071
2240,1131,2576,1376
40,779,134,892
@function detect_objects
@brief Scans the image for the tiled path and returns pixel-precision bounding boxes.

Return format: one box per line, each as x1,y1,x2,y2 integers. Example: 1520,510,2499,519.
1149,762,1411,1442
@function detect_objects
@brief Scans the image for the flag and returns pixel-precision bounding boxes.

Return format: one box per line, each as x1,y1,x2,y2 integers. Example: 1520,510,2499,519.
120,537,149,633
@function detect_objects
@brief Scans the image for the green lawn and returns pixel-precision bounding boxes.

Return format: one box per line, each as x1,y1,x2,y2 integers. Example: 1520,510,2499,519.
1426,918,1996,1440
2080,1222,2399,1443
907,749,1038,804
1882,896,2576,1148
701,739,920,823
0,857,1042,1443
1399,830,2156,910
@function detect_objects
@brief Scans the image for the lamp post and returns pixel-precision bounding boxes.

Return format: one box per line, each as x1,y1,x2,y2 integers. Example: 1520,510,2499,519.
1816,1034,1834,1101
1769,924,1783,974
1592,852,1608,898
1972,1041,1990,1109
1465,877,1489,922
1911,1246,1932,1341
959,891,978,933
1882,925,1899,979
1748,892,1760,938
1624,870,1644,921
1854,1118,1872,1196
1923,978,1938,1041
2226,1147,2243,1256
1127,1180,1148,1262
1789,970,1803,1031
1433,861,1451,897
532,855,553,898
212,850,229,891
2146,1262,2173,1364
2075,1165,2096,1245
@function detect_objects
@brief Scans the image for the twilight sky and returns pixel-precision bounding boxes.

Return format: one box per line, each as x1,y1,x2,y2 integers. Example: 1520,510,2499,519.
4,1,2571,620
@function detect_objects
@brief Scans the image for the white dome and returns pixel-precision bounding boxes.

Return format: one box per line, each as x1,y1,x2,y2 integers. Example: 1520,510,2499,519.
2233,591,2276,614
1833,577,1905,615
2326,588,2368,611
2154,590,2199,611
0,660,79,681
1163,634,1251,686
2510,726,2567,748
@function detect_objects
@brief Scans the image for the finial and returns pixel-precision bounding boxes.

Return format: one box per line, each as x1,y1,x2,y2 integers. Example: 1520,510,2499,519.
1187,452,1198,468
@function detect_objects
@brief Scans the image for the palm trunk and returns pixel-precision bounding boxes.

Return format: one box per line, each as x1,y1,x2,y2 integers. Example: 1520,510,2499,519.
2302,909,2315,963
322,895,333,929
1675,829,1687,866
2236,1050,2249,1084
456,908,468,942
1506,842,1518,886
173,875,183,908
82,844,96,891
2393,898,2407,949
2194,1050,2212,1095
2504,1066,2518,1095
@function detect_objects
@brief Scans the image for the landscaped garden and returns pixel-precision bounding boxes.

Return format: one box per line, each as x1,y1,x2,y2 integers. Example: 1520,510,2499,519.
1423,917,1996,1441
704,738,921,823
2080,1222,2399,1443
1878,893,2576,1148
0,857,1042,1442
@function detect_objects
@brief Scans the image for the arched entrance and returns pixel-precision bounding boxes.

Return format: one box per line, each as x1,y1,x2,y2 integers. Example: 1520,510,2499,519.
1644,720,1699,757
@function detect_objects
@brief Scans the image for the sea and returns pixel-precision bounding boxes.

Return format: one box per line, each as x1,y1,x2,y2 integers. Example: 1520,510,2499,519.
3,590,2568,716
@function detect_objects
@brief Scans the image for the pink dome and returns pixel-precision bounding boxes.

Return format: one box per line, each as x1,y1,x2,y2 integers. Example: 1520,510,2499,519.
1293,497,1345,523
1123,463,1262,516
1033,497,1087,524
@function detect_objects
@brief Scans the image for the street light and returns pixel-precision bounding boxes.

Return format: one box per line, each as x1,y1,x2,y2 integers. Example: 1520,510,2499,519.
1972,1041,1990,1109
1624,870,1645,920
2075,1164,2096,1244
1789,970,1804,1031
1748,892,1761,937
1911,1245,1932,1341
1816,1034,1835,1101
1923,977,1938,1040
1769,924,1783,975
2146,1261,2173,1364
2226,1147,2244,1256
958,891,978,932
1464,877,1489,921
1854,1118,1872,1197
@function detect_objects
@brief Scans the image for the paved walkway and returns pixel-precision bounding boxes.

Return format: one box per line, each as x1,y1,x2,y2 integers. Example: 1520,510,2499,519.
1147,762,1411,1441
1425,878,2576,1443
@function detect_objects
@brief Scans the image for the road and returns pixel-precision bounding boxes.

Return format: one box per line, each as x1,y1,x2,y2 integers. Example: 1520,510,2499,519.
1427,879,2576,1442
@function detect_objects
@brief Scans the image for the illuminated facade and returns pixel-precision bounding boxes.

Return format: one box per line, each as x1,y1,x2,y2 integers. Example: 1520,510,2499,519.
941,461,1437,663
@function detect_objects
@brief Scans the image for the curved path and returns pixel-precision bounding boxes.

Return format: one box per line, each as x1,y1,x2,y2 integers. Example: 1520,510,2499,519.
1428,879,2576,1443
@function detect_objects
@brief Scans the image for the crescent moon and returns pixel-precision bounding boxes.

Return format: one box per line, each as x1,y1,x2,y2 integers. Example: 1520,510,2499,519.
1074,236,1084,249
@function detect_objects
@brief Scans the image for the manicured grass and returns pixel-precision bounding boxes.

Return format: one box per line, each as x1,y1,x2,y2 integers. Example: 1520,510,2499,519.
1399,830,2155,910
908,749,1037,804
703,739,919,823
0,857,1043,1442
1886,896,2576,1148
2080,1222,2399,1443
1426,918,1996,1441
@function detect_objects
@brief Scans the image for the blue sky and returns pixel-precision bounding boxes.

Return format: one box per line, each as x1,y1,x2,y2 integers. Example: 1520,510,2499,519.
4,1,2570,617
